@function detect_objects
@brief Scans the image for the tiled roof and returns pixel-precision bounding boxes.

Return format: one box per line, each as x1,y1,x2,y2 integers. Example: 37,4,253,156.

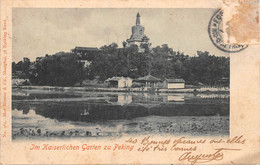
73,47,100,51
136,75,161,82
105,77,132,82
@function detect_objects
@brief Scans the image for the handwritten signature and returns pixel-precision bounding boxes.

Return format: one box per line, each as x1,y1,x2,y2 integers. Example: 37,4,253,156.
178,148,240,165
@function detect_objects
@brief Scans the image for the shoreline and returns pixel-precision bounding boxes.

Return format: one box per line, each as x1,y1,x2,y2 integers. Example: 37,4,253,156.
12,115,229,140
13,85,230,94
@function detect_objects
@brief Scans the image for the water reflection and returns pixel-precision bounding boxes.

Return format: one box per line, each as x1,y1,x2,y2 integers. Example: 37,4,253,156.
106,94,133,106
162,95,184,102
12,89,230,138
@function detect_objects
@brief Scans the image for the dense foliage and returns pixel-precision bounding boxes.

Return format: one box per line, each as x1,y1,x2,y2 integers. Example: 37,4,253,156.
13,53,84,86
12,43,229,86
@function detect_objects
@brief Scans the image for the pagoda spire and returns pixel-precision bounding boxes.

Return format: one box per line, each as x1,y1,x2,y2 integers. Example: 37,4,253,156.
136,12,140,25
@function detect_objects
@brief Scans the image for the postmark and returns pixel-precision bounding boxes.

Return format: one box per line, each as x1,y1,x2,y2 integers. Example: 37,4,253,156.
208,8,248,53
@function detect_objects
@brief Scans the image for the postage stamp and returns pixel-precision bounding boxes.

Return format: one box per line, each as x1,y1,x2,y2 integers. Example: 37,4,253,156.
208,8,248,53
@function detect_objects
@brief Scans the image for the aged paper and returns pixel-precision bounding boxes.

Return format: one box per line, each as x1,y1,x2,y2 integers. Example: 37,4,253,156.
1,0,260,164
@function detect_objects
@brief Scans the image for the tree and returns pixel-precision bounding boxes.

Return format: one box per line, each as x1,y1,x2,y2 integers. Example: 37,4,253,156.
128,53,150,78
122,41,127,48
18,43,229,87
29,52,84,86
12,62,16,73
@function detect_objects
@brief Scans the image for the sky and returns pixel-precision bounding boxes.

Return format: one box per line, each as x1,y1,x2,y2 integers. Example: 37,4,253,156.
12,8,229,62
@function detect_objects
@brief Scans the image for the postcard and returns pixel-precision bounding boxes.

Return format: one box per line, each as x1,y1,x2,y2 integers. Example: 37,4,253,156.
0,0,259,164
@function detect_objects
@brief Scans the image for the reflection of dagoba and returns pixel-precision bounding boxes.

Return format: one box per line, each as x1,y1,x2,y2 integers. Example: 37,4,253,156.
126,12,150,51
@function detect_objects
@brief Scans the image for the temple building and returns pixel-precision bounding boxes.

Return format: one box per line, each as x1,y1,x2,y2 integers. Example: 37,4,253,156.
126,12,150,51
105,77,133,88
134,74,161,88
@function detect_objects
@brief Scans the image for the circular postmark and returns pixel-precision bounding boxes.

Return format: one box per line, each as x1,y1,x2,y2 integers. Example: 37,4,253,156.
208,8,248,53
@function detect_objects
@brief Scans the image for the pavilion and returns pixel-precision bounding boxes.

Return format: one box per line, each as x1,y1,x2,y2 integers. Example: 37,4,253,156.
134,74,161,88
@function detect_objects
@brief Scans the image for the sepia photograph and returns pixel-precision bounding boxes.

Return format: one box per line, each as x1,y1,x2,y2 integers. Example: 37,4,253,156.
12,8,230,140
1,0,259,164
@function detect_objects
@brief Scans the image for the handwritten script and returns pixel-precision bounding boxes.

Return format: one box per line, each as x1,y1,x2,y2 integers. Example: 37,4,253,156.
126,135,245,164
28,135,246,165
179,148,240,165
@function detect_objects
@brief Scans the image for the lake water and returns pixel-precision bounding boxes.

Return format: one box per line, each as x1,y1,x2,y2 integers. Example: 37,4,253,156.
12,88,229,140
